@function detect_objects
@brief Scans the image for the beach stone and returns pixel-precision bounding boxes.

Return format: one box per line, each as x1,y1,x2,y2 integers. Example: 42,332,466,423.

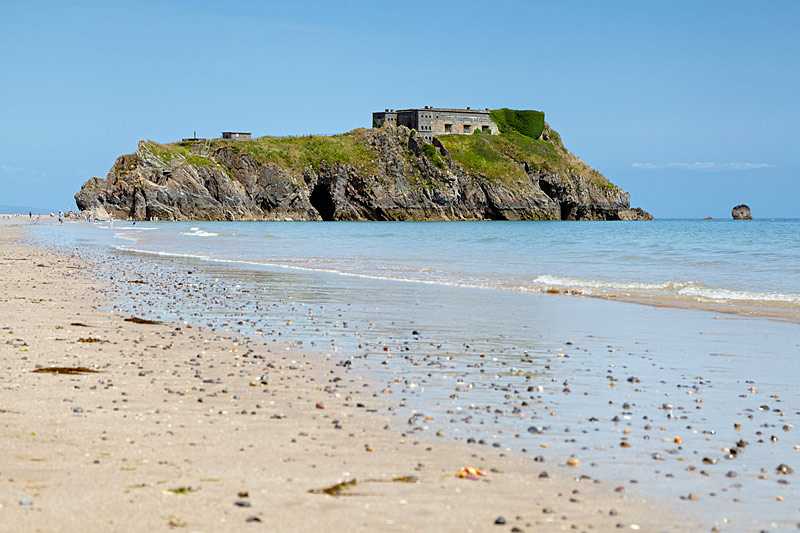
494,516,507,525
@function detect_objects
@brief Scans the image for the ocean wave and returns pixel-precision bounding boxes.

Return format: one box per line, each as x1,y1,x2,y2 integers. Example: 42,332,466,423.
531,275,680,291
111,246,800,306
676,285,800,303
112,246,487,289
113,232,138,242
531,275,800,304
94,224,158,231
181,228,219,237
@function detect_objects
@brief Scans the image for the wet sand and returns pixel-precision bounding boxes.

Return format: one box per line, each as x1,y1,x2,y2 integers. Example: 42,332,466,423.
580,291,800,326
0,218,683,532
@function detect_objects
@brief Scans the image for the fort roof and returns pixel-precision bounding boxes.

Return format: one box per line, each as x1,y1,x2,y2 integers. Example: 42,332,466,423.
378,107,491,114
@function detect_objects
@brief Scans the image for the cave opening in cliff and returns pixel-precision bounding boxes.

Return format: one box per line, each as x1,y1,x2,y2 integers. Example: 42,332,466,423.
309,181,336,221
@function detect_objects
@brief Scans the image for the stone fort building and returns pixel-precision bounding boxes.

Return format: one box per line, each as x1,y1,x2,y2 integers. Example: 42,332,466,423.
372,107,498,141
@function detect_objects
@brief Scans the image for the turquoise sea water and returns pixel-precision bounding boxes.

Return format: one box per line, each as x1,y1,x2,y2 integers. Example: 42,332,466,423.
39,219,800,305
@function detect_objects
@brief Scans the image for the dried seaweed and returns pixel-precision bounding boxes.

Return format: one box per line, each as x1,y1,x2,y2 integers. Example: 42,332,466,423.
70,322,91,327
365,475,420,484
390,475,419,483
308,478,358,496
309,475,418,496
78,337,106,343
127,280,147,284
124,317,162,325
165,486,196,495
32,367,99,375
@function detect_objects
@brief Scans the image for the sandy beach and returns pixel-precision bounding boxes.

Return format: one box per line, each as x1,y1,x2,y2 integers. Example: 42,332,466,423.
0,217,687,532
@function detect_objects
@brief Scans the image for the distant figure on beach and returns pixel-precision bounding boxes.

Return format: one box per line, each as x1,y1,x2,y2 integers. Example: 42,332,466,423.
28,211,32,220
58,211,64,224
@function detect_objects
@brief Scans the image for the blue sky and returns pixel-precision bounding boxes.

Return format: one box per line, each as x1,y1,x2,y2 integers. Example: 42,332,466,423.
1,0,798,217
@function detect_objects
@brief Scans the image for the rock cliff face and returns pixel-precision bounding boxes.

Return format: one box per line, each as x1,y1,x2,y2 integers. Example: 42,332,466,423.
75,122,651,222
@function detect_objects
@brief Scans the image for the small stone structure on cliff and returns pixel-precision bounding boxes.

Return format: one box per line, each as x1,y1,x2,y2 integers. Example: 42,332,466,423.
222,131,252,140
373,107,498,141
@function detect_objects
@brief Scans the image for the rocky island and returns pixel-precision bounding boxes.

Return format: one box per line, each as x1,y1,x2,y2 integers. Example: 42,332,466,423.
732,204,752,220
75,109,651,221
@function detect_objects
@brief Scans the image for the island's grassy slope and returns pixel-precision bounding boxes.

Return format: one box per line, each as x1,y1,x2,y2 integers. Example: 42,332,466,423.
142,141,217,168
165,130,379,174
438,115,617,190
489,108,546,139
141,110,615,192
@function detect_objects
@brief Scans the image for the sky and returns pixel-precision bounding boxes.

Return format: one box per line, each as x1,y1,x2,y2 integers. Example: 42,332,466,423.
1,0,798,217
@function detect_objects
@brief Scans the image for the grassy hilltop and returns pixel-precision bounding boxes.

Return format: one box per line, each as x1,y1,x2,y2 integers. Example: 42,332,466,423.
142,109,615,190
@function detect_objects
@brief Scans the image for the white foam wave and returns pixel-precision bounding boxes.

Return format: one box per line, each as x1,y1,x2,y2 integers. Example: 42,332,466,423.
111,246,800,306
94,224,157,231
532,275,681,291
181,228,219,237
676,285,800,303
113,246,486,289
532,275,800,304
113,232,138,242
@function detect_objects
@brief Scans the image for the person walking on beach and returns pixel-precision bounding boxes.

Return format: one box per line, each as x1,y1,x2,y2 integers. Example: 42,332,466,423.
28,211,32,220
58,211,64,224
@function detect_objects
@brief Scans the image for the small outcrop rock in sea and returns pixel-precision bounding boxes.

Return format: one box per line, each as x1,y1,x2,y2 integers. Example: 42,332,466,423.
75,111,651,222
617,207,654,221
732,204,752,220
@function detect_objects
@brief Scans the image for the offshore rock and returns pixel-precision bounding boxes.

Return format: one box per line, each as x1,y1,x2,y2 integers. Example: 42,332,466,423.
75,125,651,222
732,204,752,220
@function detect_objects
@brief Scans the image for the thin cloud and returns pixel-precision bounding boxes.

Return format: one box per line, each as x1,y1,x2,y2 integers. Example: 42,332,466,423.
632,161,775,171
0,164,48,177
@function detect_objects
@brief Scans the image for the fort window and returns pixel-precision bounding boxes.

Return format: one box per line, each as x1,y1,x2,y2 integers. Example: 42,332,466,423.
444,123,452,133
482,125,490,133
463,125,471,133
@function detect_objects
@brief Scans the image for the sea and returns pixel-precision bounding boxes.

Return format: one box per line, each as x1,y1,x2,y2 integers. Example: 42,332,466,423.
28,219,800,530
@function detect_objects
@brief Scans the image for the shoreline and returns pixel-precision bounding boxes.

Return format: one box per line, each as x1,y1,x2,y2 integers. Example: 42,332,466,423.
0,219,682,531
107,224,800,327
583,291,800,325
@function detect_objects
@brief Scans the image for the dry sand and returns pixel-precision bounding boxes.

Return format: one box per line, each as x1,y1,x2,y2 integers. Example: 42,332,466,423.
0,219,686,532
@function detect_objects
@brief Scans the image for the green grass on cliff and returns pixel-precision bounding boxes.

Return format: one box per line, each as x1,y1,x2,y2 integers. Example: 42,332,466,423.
489,109,546,139
215,130,378,173
143,141,190,164
422,143,446,169
142,116,616,192
145,131,378,176
439,111,617,190
143,141,220,170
